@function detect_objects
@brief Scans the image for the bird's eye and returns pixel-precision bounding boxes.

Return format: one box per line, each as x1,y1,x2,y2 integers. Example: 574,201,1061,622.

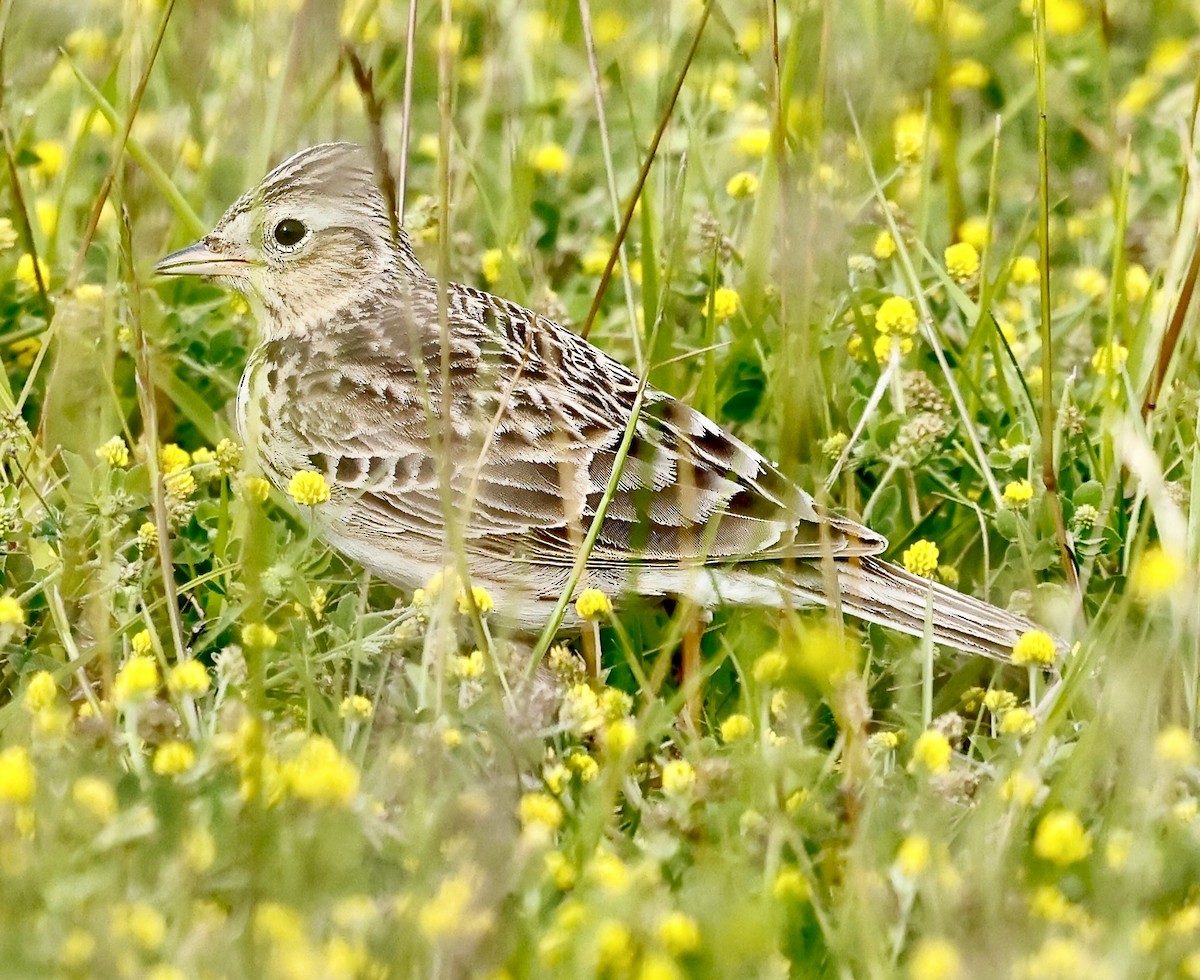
272,218,307,249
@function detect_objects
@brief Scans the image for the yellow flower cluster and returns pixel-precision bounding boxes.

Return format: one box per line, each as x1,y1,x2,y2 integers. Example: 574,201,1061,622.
944,241,980,283
0,595,25,627
909,729,951,774
284,736,360,807
902,540,939,578
288,470,330,506
1033,808,1091,866
1131,545,1183,600
0,746,35,803
167,660,210,699
719,713,753,742
531,142,570,175
574,587,613,620
661,759,696,796
1090,340,1128,377
152,741,196,777
704,286,741,321
726,172,759,199
892,110,927,165
96,435,130,468
1011,629,1056,666
114,657,159,706
1002,479,1034,507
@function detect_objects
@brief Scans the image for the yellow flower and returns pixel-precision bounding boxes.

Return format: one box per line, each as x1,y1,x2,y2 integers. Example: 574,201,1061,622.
23,671,56,713
137,522,158,548
72,776,117,821
214,438,242,475
752,649,788,684
453,649,486,680
339,694,373,721
112,903,166,953
1011,629,1056,666
114,657,159,706
1130,544,1184,600
893,110,927,165
167,660,210,699
152,740,197,776
948,58,989,90
131,630,153,656
481,247,503,286
418,872,487,940
1044,0,1087,36
875,295,918,335
902,540,939,578
735,127,771,157
908,938,961,980
719,714,753,742
164,469,196,500
1033,808,1091,866
602,718,637,756
772,867,809,902
870,730,900,750
1001,771,1041,807
159,443,190,474
284,735,359,807
1090,340,1128,378
661,759,696,796
1154,725,1195,766
242,622,278,648
703,286,740,321
96,436,130,468
1072,266,1108,299
873,230,897,260
1010,255,1039,286
944,241,980,283
593,10,627,44
658,911,700,956
183,826,217,873
999,707,1036,736
909,729,951,774
1002,479,1034,507
595,920,634,974
457,584,494,617
1148,37,1191,77
896,834,931,877
0,595,24,626
566,753,598,784
1124,263,1151,303
0,746,35,803
15,253,48,289
532,142,570,175
0,217,16,250
518,791,563,837
288,470,330,506
725,171,759,199
1118,75,1162,116
874,334,913,362
242,476,272,502
575,587,613,620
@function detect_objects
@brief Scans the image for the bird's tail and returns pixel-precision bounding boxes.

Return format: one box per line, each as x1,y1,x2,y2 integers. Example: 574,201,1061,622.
790,555,1054,662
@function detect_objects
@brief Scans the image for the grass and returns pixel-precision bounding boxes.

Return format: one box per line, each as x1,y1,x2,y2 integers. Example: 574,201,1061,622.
0,0,1198,977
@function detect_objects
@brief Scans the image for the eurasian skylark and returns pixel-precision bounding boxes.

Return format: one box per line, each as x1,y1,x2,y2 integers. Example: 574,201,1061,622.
157,142,1055,661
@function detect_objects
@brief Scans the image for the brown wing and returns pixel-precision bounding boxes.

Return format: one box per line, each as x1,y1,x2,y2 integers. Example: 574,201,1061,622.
262,281,887,569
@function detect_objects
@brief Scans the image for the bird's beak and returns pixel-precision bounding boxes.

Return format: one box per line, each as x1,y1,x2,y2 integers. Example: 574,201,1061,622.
155,238,251,278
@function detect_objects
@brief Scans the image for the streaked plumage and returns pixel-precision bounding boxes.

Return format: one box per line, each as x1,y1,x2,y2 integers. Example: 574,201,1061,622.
157,142,1056,661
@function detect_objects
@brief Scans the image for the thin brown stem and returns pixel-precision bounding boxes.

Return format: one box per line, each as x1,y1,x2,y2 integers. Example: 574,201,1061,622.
67,0,177,291
579,0,714,341
1033,0,1079,593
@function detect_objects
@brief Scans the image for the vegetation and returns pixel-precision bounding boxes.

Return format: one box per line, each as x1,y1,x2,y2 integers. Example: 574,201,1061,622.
1,0,1198,976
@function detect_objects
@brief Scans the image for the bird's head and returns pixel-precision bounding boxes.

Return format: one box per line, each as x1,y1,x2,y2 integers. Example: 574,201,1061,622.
156,142,417,334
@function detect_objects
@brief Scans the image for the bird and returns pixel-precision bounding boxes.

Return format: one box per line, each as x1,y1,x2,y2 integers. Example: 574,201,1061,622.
156,141,1056,662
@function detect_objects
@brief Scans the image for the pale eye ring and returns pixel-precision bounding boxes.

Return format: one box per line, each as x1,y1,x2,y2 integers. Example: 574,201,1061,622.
272,218,308,250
